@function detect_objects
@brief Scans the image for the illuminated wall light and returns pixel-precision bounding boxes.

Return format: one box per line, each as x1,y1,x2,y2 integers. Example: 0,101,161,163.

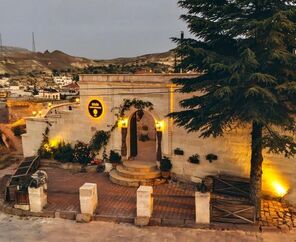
32,111,37,116
48,102,52,108
38,111,42,116
271,181,288,197
155,120,164,131
119,118,128,128
75,98,80,104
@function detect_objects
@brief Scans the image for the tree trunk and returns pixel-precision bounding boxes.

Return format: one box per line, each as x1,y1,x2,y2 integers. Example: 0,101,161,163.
250,121,263,220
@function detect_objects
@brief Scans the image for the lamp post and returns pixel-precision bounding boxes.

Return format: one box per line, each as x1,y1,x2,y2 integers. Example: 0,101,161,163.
119,118,128,157
155,121,164,161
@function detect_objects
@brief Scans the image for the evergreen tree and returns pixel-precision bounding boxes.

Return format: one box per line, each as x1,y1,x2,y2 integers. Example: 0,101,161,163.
170,0,296,219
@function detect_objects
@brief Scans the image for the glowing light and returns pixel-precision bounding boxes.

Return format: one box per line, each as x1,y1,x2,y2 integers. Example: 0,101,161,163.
38,111,42,116
118,118,128,128
32,111,37,116
155,120,164,131
49,139,59,148
48,102,52,108
75,98,80,103
271,181,288,197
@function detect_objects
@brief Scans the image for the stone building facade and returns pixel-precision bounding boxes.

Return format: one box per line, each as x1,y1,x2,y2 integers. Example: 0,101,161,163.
21,74,296,205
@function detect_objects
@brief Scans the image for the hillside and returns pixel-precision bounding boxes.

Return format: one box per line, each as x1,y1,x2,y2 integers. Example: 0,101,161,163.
0,46,175,75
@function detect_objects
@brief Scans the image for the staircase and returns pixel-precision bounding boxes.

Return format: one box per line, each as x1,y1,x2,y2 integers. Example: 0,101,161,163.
109,160,165,187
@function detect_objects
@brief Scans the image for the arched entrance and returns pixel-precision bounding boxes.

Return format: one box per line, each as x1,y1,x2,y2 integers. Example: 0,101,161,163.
129,110,157,161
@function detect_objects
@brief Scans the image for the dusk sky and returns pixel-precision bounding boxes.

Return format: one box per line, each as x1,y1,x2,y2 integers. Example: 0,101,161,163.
0,0,188,59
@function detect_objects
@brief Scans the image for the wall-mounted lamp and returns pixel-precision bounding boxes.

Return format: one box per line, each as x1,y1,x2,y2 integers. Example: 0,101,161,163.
119,118,128,128
38,111,42,116
155,120,164,132
75,98,80,104
48,102,52,108
32,111,37,116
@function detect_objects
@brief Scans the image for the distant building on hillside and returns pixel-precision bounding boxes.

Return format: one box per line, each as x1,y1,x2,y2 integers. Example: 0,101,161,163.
53,76,73,87
60,82,79,99
38,88,60,100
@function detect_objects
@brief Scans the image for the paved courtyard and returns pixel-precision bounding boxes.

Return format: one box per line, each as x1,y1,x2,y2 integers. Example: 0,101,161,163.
38,166,296,231
44,166,195,221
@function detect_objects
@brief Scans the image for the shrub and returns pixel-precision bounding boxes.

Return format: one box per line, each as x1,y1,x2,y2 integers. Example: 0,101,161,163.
12,125,26,137
73,141,93,165
38,144,52,159
188,154,200,164
174,148,184,156
206,153,218,163
89,130,110,158
109,150,121,164
139,134,149,142
160,156,172,172
52,142,74,163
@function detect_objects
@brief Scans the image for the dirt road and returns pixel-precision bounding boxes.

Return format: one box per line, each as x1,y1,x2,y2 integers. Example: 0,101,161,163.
0,212,295,242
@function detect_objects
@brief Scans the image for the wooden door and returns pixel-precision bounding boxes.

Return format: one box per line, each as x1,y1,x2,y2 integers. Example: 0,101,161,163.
130,113,137,157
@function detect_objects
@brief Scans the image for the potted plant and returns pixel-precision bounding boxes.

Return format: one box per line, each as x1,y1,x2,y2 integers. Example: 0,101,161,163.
109,150,122,168
159,156,172,178
206,153,218,163
174,148,184,156
188,154,200,164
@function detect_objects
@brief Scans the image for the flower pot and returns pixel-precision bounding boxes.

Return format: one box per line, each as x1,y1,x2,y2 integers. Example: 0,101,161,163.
104,162,113,173
161,171,171,179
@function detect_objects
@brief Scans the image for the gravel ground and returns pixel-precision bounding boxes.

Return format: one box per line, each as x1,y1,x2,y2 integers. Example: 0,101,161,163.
0,212,295,242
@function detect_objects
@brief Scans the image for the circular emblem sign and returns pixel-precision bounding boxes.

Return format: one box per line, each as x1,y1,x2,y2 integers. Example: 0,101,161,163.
88,99,103,118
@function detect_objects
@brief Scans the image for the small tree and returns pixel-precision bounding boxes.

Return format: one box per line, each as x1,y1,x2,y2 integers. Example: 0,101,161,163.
170,0,296,219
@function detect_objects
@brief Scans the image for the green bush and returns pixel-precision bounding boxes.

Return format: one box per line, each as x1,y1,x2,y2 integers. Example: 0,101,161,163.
38,144,52,159
52,142,74,163
73,141,93,165
188,154,200,164
109,150,121,164
12,125,26,137
160,156,172,172
139,134,149,142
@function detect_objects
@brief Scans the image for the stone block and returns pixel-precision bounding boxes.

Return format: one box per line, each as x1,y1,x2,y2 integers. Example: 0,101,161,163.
195,192,210,224
79,183,98,215
104,163,113,173
135,216,150,226
137,186,153,217
28,186,47,213
59,211,77,220
14,204,30,211
76,213,92,223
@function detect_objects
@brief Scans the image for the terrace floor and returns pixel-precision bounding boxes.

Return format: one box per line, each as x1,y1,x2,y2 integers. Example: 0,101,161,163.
40,166,296,231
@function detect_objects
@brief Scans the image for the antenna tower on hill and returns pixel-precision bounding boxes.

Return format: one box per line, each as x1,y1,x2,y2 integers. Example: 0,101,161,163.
32,32,36,52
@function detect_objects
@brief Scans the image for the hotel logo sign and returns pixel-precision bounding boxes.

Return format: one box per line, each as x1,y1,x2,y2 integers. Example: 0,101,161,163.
88,99,103,118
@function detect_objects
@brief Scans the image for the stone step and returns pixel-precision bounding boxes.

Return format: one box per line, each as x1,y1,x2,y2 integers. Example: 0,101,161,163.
122,160,158,173
116,165,161,179
109,170,165,187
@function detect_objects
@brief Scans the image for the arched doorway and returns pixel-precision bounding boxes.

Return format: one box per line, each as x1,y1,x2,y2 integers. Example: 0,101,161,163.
129,110,156,161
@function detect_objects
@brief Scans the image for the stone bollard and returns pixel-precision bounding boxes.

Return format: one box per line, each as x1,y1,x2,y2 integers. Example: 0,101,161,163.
79,183,98,215
135,186,153,226
195,192,210,224
28,186,47,212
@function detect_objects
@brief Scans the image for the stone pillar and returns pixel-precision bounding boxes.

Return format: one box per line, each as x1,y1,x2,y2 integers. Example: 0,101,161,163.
156,131,162,161
79,183,98,215
195,192,210,224
135,186,153,226
121,127,127,157
28,186,47,212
